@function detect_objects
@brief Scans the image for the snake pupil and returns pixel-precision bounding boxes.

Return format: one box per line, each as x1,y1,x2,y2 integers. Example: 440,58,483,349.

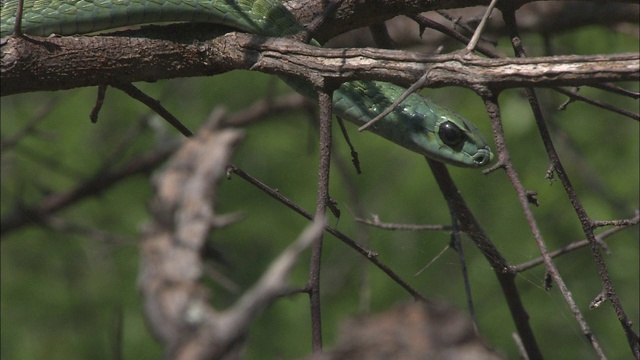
438,121,464,147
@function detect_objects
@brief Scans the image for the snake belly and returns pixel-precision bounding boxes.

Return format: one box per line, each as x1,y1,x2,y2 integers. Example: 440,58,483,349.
1,0,493,167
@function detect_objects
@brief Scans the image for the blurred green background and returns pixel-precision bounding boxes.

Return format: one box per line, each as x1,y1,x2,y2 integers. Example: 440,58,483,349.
1,19,639,360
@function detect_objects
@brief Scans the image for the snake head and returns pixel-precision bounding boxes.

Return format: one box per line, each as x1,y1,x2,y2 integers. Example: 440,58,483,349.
328,80,493,168
406,103,494,168
370,89,493,168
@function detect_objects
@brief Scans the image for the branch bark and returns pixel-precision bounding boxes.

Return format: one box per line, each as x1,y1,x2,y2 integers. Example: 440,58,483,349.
2,27,638,96
139,110,325,358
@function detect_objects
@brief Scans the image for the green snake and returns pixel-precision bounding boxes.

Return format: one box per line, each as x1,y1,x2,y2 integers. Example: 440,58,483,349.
1,0,493,167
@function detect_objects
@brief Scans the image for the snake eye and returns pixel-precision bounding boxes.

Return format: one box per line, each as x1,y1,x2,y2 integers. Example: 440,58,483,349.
438,121,464,147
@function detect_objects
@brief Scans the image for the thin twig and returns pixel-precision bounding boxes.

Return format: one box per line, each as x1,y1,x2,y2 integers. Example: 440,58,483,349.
426,158,543,360
112,83,194,137
357,72,429,132
307,89,334,351
555,86,639,121
501,5,636,357
447,201,477,330
90,85,107,123
332,148,372,312
592,218,639,228
12,0,24,37
484,92,581,360
512,332,531,360
411,14,495,56
221,216,326,341
410,13,639,121
590,83,640,99
436,10,478,37
1,92,324,237
1,147,174,236
304,0,344,40
466,0,499,52
414,244,450,276
355,215,451,231
227,164,428,302
513,213,639,273
110,306,123,360
335,116,362,174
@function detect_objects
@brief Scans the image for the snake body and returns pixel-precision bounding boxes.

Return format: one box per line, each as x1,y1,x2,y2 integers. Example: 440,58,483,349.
1,0,493,167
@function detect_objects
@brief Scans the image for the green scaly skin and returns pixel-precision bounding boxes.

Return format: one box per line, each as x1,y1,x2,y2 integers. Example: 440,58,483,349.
1,0,493,167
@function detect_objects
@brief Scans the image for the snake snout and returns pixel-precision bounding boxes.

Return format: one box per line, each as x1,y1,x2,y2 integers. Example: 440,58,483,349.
473,148,493,167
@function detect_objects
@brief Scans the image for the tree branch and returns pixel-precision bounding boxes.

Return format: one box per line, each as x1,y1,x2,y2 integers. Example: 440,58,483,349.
2,27,637,96
284,0,639,43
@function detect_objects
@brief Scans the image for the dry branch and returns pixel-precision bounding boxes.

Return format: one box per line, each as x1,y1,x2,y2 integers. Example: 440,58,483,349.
139,110,327,358
2,29,637,96
284,0,639,43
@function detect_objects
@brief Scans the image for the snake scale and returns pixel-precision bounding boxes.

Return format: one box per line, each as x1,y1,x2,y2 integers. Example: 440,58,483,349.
1,0,493,167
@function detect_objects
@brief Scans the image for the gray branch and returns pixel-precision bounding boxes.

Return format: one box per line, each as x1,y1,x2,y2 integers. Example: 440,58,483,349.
139,111,325,359
2,29,637,96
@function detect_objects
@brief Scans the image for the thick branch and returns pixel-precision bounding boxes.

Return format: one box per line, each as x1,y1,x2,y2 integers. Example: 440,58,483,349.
2,27,637,96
